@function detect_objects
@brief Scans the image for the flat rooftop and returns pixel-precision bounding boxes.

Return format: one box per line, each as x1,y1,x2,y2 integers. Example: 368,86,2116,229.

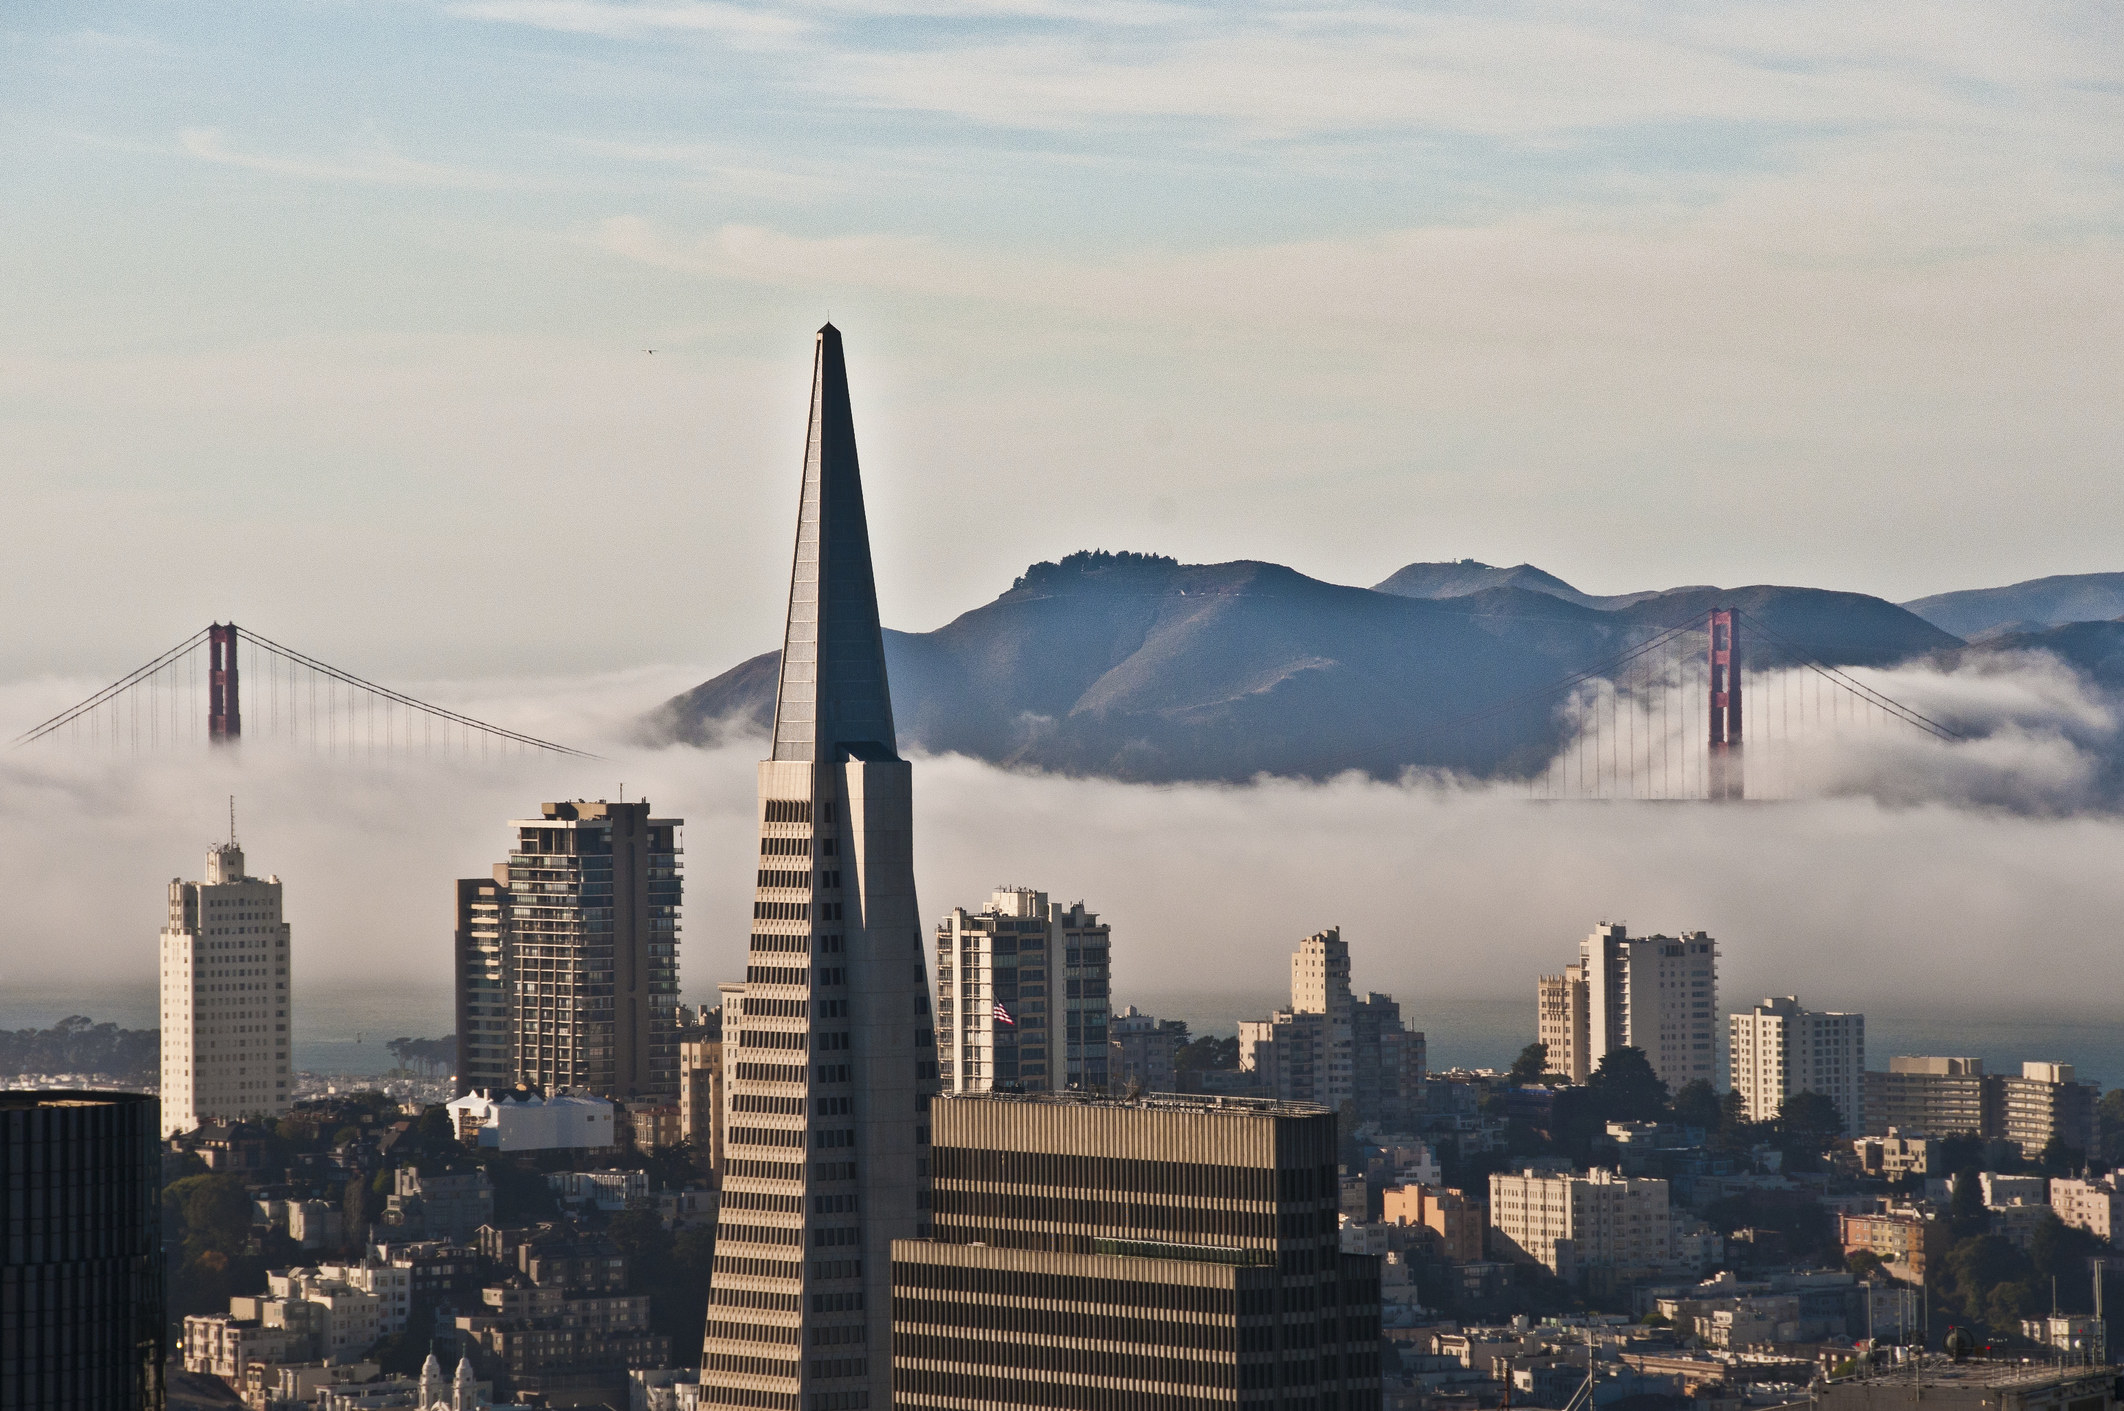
938,1089,1330,1119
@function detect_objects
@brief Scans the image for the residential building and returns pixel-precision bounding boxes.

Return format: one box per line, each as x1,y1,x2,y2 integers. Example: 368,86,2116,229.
934,887,1110,1093
383,1167,495,1244
1109,1005,1188,1092
2050,1174,2124,1246
455,874,513,1096
1537,963,1591,1084
1488,1168,1677,1281
2000,1063,2097,1158
0,1090,162,1411
159,836,294,1134
1728,997,1865,1135
1838,1209,1948,1280
459,1279,666,1407
1863,1056,1988,1137
891,1090,1383,1410
447,1088,616,1151
1382,1183,1485,1262
1575,922,1719,1091
698,325,939,1411
480,800,683,1102
678,1006,724,1173
1862,1057,2097,1156
1239,927,1425,1124
1854,1129,1933,1179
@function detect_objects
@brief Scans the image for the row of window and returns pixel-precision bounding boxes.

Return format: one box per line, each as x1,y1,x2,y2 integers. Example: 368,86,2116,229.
932,1188,1292,1241
892,1297,1237,1350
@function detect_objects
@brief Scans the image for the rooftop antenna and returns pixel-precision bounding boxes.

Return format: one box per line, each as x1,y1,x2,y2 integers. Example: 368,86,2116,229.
229,795,237,847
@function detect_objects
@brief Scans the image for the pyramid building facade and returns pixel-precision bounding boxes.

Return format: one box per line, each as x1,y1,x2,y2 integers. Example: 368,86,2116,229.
699,326,938,1411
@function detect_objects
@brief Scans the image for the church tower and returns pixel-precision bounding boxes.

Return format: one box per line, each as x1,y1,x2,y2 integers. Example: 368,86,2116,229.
699,325,937,1411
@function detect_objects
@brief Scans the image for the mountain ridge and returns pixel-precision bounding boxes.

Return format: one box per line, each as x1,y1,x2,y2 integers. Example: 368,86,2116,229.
648,552,1964,783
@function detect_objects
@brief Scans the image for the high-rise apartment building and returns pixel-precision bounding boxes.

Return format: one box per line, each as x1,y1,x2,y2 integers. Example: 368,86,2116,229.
934,887,1109,1094
0,1089,164,1411
159,838,294,1135
1240,928,1423,1124
699,325,938,1411
1536,963,1590,1084
463,800,682,1102
891,1091,1382,1411
1564,922,1718,1091
1728,997,1864,1135
454,874,512,1096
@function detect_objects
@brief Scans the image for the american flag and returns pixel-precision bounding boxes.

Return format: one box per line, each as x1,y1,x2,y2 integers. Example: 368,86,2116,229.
991,1002,1015,1026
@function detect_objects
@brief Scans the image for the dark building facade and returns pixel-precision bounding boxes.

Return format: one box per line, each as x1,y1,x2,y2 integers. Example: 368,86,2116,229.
893,1091,1382,1410
0,1090,163,1411
455,873,513,1096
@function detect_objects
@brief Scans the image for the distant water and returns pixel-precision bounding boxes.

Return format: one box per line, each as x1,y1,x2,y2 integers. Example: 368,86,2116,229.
7,983,2119,1090
0,982,454,1077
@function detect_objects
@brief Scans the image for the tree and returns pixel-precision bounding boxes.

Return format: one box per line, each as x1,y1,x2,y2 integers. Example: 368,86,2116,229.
1174,1035,1238,1074
1508,1043,1550,1089
368,1329,433,1376
1586,1048,1669,1124
1777,1092,1845,1152
1948,1168,1989,1240
1672,1080,1720,1132
165,1174,252,1263
2038,1138,2086,1177
2098,1089,2124,1165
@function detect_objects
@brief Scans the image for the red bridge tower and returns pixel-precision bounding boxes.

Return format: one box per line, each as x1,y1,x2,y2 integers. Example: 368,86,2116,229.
1708,609,1742,800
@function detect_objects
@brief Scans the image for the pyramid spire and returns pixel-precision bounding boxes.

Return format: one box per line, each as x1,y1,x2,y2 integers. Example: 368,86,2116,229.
769,323,898,763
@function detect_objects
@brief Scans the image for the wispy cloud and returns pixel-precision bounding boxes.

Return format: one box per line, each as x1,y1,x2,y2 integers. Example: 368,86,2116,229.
176,128,522,190
448,0,809,43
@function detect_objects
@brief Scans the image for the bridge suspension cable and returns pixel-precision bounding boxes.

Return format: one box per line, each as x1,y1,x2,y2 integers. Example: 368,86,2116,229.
9,622,601,760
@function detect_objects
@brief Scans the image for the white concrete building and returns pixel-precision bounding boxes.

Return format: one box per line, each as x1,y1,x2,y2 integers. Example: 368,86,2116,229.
935,887,1110,1093
1241,927,1423,1122
1579,922,1718,1091
2051,1174,2124,1246
1488,1168,1676,1281
446,1087,615,1150
159,838,294,1136
1728,997,1865,1135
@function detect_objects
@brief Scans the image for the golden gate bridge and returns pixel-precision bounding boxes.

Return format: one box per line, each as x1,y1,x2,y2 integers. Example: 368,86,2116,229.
10,612,1961,795
9,622,599,760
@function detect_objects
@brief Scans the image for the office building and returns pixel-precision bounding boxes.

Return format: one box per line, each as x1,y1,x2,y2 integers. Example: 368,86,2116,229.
0,1090,163,1411
699,325,938,1411
935,887,1110,1093
1489,1168,1678,1281
455,874,513,1096
1110,1006,1189,1093
1565,922,1718,1091
1728,997,1864,1135
1240,928,1424,1124
2000,1062,2097,1159
159,836,294,1135
468,800,684,1102
891,1091,1382,1410
1863,1056,1988,1136
1536,963,1590,1084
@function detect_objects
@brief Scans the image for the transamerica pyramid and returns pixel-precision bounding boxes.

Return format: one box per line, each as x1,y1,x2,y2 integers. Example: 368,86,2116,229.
700,325,938,1411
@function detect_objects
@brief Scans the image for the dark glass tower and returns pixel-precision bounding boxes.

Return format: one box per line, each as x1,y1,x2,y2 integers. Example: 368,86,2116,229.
700,325,937,1411
0,1089,164,1411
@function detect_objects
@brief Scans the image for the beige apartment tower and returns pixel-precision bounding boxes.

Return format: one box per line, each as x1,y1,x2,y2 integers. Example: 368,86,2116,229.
1728,996,1864,1134
1579,922,1718,1090
699,325,937,1411
159,838,293,1137
1537,963,1590,1084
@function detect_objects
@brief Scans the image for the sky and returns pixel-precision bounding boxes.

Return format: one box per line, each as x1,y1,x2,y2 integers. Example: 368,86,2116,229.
3,0,2122,687
3,3,2122,1061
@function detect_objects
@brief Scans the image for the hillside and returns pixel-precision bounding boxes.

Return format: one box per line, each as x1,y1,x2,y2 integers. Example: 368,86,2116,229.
1905,572,2124,639
647,551,1959,783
